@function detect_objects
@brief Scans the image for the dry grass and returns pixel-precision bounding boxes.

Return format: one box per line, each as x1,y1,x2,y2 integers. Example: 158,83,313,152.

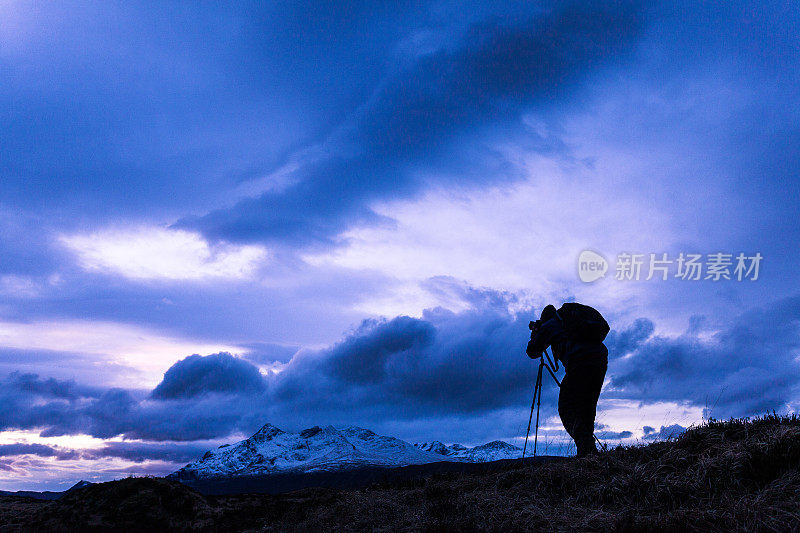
4,415,800,532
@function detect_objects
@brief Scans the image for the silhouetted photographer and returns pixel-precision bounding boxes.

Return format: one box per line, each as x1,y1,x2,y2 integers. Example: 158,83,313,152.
527,303,609,457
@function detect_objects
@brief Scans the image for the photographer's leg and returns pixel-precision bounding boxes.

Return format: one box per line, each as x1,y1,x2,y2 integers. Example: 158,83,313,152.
573,362,607,457
558,373,580,452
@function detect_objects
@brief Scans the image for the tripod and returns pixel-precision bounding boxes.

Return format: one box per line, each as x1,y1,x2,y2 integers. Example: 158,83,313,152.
522,348,560,459
522,348,607,459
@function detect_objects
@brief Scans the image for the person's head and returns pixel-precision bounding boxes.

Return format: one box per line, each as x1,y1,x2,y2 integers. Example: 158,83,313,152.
540,304,558,323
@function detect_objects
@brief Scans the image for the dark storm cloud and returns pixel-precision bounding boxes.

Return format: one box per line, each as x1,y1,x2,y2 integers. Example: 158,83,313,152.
0,368,260,441
324,316,437,384
88,442,209,464
0,291,541,441
0,443,77,460
272,293,800,423
150,352,267,400
0,2,388,219
7,372,87,401
3,0,642,240
0,292,799,448
183,1,645,245
610,296,800,418
0,375,139,440
604,318,655,359
271,300,538,418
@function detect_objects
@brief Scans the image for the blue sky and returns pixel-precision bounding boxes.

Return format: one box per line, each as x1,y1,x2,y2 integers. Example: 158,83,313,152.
1,0,799,490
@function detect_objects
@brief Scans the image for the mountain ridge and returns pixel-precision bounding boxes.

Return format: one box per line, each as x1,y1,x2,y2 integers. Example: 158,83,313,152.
170,422,523,480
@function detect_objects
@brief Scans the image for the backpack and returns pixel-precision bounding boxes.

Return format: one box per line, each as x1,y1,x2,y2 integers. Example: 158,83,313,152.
556,303,610,343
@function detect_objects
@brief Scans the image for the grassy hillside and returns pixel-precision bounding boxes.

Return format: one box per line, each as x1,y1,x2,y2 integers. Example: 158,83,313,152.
2,415,799,532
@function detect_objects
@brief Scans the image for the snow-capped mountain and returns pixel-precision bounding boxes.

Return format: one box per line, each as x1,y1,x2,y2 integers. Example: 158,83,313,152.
414,440,522,462
171,423,522,480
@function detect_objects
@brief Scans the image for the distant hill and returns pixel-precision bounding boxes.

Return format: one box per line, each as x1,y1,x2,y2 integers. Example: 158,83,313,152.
0,480,93,501
4,415,800,531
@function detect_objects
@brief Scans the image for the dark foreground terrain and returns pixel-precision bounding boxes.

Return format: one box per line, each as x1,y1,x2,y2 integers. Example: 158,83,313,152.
175,456,560,495
1,415,799,532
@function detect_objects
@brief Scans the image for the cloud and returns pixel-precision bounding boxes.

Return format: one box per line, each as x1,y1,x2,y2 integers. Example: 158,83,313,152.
300,175,675,318
232,291,800,433
89,441,209,464
0,370,255,442
605,318,655,359
0,373,104,439
271,300,538,419
0,293,541,441
610,296,800,417
595,430,633,440
642,424,686,441
240,343,298,366
6,372,87,401
150,352,266,400
323,316,437,384
183,1,645,247
0,443,77,460
0,319,244,388
0,291,798,447
61,227,268,281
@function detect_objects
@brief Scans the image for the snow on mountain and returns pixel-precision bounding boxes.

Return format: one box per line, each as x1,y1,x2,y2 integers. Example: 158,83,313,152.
459,441,523,462
414,440,522,462
171,423,523,480
172,424,447,479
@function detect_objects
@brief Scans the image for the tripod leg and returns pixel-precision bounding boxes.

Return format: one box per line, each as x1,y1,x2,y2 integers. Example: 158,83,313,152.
522,362,543,460
533,362,544,457
594,434,607,452
522,389,535,459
